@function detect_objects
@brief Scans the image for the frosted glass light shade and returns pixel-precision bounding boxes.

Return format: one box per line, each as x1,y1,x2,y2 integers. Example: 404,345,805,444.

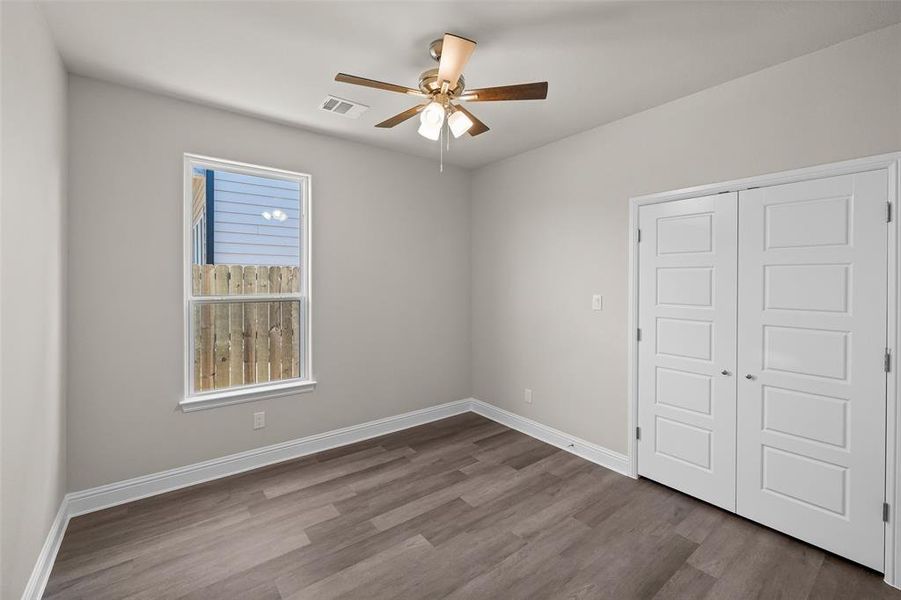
419,101,445,127
417,121,441,141
448,110,473,138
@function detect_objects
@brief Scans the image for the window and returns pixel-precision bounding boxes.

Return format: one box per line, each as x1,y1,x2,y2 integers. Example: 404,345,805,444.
181,154,313,410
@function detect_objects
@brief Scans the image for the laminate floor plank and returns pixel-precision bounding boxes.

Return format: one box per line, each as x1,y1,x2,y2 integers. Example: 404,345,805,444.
443,517,592,600
273,498,476,597
44,414,899,599
652,564,717,600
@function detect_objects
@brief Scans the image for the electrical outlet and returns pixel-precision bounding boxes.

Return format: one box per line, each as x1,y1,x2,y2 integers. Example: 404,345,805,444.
592,294,604,311
253,411,266,430
524,388,533,404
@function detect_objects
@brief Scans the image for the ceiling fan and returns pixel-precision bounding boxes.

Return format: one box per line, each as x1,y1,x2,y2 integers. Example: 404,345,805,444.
335,33,548,142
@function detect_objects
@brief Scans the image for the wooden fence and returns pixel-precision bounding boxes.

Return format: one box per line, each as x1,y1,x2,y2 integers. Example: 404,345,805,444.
192,264,301,392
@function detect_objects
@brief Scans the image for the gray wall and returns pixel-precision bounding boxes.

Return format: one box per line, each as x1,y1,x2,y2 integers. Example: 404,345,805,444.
471,24,901,454
1,2,68,598
67,76,471,490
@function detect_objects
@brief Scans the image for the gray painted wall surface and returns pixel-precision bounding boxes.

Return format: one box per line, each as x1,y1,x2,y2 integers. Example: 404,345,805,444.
1,3,68,598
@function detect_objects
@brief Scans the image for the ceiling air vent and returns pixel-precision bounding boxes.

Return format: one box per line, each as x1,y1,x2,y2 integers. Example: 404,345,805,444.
320,95,368,119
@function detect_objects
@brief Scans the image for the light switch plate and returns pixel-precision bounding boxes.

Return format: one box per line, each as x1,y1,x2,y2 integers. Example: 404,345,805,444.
253,411,266,430
592,294,604,311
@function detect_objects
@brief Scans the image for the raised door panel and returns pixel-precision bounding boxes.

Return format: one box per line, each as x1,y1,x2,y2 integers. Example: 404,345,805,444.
637,193,737,511
736,171,887,570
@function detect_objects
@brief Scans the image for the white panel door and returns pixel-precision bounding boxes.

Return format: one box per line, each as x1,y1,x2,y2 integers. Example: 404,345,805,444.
737,172,888,570
638,193,738,511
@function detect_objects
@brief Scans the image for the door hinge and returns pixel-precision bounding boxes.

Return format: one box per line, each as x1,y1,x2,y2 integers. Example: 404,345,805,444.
637,328,642,342
886,349,892,373
636,426,641,440
884,502,890,522
637,229,642,243
888,202,893,223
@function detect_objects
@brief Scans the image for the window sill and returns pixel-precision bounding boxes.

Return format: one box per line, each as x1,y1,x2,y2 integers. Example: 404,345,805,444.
180,380,317,412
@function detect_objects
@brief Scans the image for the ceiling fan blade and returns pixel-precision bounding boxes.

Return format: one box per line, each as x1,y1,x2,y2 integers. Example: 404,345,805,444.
454,104,489,136
437,33,476,89
458,82,548,102
335,73,426,97
375,104,427,128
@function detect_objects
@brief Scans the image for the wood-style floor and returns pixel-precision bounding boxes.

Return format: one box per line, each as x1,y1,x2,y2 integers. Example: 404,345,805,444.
45,413,899,599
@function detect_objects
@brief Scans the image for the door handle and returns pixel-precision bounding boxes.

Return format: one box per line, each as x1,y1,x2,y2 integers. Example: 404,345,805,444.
721,370,731,376
745,374,756,380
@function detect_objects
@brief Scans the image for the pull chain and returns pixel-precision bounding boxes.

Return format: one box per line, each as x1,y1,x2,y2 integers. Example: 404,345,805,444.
438,120,451,172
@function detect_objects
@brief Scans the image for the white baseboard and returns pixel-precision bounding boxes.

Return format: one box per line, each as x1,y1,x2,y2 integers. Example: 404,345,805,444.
64,397,631,518
66,399,473,517
470,399,633,477
21,497,70,600
24,396,631,599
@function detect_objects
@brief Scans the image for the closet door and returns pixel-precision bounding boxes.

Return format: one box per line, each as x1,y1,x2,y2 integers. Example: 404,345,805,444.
737,172,888,570
638,193,738,511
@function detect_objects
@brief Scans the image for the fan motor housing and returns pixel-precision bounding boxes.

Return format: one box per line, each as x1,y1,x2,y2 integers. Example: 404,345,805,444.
418,68,465,97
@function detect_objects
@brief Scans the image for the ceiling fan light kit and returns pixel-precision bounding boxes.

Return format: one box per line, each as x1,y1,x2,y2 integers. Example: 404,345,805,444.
448,108,473,138
420,101,446,127
417,120,441,141
335,32,548,168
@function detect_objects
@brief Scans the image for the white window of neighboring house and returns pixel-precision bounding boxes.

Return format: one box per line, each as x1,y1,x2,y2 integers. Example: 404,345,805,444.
181,154,313,411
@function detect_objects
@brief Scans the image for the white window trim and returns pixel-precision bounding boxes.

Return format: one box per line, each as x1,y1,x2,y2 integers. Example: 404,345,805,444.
180,153,314,411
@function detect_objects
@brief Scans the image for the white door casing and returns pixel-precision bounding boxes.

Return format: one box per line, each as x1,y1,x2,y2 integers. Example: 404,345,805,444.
736,172,888,570
637,192,738,511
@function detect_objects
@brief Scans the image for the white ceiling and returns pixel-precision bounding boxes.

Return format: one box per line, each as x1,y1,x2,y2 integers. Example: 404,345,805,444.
39,1,901,168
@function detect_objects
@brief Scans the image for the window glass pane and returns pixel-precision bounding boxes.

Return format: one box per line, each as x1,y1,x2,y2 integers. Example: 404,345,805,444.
192,300,303,393
191,264,301,296
191,167,302,296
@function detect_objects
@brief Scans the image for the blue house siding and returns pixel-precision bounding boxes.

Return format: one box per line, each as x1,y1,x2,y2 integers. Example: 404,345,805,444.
212,170,301,267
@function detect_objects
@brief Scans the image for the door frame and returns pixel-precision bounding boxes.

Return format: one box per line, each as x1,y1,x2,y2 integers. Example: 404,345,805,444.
627,151,901,587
